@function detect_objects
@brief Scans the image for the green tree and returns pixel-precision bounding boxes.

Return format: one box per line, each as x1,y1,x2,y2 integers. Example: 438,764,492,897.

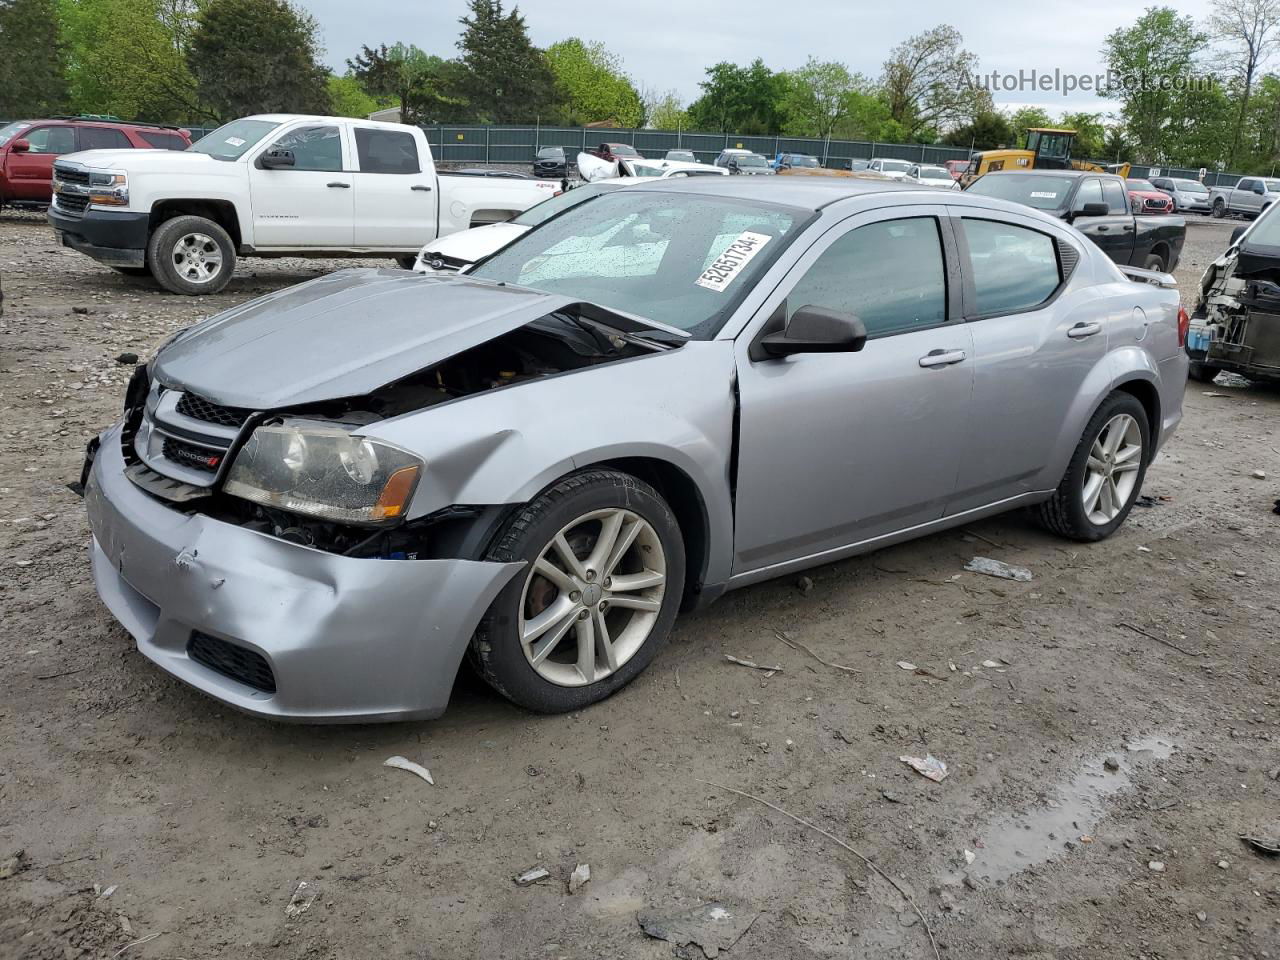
348,43,465,124
1102,7,1207,163
327,73,385,119
546,37,643,126
643,88,688,130
455,0,560,123
1209,0,1280,165
1058,111,1107,157
686,59,785,133
1101,124,1133,163
188,0,331,121
778,58,862,139
880,25,983,137
59,0,204,122
1007,106,1054,145
942,110,1013,150
0,0,68,117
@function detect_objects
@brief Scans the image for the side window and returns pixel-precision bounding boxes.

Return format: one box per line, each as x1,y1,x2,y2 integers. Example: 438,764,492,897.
140,131,187,150
354,127,420,174
1102,180,1127,214
962,218,1061,316
786,217,947,338
78,127,130,150
24,126,76,154
1073,178,1104,210
1239,179,1255,192
264,125,342,172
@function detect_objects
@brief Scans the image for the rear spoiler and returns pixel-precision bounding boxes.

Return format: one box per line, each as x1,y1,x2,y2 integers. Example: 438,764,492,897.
1118,264,1177,288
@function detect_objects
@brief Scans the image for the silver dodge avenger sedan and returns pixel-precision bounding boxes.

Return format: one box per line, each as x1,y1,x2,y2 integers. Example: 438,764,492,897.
83,178,1189,721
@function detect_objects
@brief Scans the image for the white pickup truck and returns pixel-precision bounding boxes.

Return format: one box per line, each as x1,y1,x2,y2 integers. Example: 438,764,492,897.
47,114,561,294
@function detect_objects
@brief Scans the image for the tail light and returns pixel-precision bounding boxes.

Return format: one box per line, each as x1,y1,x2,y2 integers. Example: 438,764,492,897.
1177,306,1190,347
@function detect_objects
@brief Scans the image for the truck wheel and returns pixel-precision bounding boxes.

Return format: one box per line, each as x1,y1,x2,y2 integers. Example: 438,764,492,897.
1035,391,1151,543
147,215,235,295
469,469,685,714
1212,198,1226,218
1188,361,1221,383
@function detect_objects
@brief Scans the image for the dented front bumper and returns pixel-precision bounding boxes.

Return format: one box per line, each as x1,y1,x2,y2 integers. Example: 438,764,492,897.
85,424,524,722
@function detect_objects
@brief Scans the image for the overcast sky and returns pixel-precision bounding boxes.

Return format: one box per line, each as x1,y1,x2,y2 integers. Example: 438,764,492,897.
303,0,1219,117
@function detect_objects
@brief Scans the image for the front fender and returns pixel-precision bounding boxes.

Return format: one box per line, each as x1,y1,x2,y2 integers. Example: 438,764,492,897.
364,341,738,587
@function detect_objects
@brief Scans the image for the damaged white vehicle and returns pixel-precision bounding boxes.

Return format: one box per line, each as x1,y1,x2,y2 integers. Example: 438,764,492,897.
83,178,1188,722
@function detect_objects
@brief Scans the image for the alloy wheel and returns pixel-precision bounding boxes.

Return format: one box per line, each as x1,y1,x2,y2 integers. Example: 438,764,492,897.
518,508,666,687
171,232,223,285
1081,413,1143,525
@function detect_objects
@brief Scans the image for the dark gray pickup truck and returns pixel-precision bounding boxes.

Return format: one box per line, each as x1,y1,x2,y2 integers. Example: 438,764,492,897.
965,170,1186,273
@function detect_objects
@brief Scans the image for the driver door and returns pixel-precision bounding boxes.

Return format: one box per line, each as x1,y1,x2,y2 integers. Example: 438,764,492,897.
247,123,354,247
732,207,973,576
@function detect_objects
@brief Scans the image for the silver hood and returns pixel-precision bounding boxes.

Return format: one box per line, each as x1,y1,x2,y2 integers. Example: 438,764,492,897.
152,269,589,409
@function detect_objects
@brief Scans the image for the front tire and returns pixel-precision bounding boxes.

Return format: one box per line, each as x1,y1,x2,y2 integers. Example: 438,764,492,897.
1212,198,1226,218
147,215,235,295
393,255,417,270
1035,392,1151,542
1144,253,1165,272
470,469,685,713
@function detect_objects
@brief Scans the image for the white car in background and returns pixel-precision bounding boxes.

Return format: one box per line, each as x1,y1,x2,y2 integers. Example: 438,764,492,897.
867,158,913,181
624,159,728,179
413,179,654,273
908,163,960,190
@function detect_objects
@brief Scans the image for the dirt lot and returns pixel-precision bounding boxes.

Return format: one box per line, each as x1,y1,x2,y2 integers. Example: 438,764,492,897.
1,212,1277,960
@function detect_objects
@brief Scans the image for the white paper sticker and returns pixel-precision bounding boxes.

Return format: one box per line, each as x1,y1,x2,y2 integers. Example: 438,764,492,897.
225,136,246,147
695,232,772,293
1030,191,1057,199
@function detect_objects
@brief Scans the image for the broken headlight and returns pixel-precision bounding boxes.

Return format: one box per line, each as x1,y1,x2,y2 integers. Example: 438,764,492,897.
224,420,422,525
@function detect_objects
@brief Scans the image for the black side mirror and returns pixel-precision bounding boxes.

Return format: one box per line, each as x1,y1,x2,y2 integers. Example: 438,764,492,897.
1231,225,1247,245
758,307,868,358
10,138,30,153
1074,202,1110,218
261,148,295,169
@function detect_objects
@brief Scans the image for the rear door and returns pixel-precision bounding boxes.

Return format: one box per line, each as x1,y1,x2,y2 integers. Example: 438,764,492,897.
247,122,353,247
350,125,438,249
76,125,132,152
5,124,76,200
1072,178,1136,264
948,211,1106,511
732,205,973,575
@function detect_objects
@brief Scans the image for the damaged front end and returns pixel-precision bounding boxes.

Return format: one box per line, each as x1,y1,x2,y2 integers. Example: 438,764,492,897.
1193,234,1280,383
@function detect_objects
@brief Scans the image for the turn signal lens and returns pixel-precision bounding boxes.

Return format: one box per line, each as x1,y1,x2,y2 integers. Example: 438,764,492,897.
372,465,421,521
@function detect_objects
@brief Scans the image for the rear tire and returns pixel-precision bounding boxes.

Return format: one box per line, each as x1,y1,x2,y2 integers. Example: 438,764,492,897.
469,469,685,713
1188,361,1221,383
1035,391,1151,542
1212,198,1226,218
147,215,235,295
1143,253,1165,272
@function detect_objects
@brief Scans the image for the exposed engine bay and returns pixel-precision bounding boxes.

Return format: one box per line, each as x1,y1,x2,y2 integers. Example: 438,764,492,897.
1192,235,1280,383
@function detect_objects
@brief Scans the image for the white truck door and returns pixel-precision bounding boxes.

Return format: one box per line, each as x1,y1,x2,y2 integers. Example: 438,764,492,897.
350,125,438,249
247,122,354,247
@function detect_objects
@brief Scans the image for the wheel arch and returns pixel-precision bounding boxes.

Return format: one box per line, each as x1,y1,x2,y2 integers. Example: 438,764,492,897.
149,198,242,248
1112,377,1161,448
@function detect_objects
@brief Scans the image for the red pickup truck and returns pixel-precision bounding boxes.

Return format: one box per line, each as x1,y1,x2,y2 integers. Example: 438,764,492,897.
0,117,191,208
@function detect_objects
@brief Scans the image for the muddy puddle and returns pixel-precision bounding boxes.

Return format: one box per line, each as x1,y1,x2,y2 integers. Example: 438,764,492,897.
954,736,1176,885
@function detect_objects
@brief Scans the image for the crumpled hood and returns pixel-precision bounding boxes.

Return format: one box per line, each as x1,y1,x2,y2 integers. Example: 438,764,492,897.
153,269,583,409
58,149,214,173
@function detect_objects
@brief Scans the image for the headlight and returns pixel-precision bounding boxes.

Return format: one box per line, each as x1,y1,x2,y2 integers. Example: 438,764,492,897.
224,420,422,525
88,170,128,207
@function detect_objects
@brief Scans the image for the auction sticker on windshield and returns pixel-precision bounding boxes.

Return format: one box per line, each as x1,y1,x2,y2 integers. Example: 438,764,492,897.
696,232,772,292
225,137,246,147
1030,191,1058,199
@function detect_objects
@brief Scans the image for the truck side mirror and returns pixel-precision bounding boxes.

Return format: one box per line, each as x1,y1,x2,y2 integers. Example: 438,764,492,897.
1256,183,1267,195
261,148,295,169
727,159,739,172
10,138,30,152
1075,202,1110,218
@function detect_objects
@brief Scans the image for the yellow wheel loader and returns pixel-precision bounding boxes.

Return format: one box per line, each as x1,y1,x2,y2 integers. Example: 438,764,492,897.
959,128,1130,187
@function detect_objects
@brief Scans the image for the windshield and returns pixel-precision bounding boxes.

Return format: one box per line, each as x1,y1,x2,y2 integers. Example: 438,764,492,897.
1174,179,1208,193
607,143,640,157
789,155,819,167
667,151,695,161
629,163,667,177
966,173,1075,210
470,191,807,338
1243,202,1280,246
737,155,767,168
1127,180,1156,191
188,118,279,161
0,121,30,147
536,147,562,159
879,159,911,173
511,183,617,226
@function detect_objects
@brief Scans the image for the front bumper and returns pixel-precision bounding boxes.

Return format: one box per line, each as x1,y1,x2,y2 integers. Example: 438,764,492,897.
48,206,149,268
85,425,524,722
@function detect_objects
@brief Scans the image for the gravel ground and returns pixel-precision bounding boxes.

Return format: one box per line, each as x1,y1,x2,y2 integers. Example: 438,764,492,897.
1,211,1278,960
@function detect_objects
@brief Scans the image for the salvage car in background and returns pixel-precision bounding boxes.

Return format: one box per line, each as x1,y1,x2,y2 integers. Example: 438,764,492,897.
908,163,960,190
772,153,820,170
1149,175,1212,214
1209,176,1280,218
532,146,568,178
1126,178,1174,215
965,170,1185,272
867,158,913,180
47,114,560,294
82,177,1188,722
1189,203,1280,383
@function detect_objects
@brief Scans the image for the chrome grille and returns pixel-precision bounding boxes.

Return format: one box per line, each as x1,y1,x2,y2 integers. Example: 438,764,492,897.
126,385,252,498
54,165,90,186
55,193,89,214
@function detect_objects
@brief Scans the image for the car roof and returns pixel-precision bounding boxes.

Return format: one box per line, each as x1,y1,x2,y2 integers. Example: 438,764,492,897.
981,169,1115,180
621,175,935,210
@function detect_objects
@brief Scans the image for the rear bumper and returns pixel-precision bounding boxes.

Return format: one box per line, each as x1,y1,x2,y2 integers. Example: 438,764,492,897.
48,206,149,267
85,424,524,722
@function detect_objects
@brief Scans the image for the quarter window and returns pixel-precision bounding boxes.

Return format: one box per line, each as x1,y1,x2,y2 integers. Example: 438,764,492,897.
23,126,76,154
265,125,343,172
78,127,130,150
962,218,1061,316
354,127,420,174
786,217,947,338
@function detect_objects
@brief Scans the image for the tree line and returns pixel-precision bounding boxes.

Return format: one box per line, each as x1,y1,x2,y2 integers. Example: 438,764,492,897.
3,0,1280,174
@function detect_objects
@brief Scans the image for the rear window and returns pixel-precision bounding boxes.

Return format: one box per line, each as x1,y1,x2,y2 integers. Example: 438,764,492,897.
354,127,420,174
966,173,1075,210
78,126,130,150
139,131,187,150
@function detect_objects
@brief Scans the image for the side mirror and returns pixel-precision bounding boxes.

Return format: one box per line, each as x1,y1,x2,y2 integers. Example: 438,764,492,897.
1254,183,1266,195
10,138,30,152
1230,225,1247,245
727,159,739,172
261,148,295,169
1074,202,1110,218
758,307,868,358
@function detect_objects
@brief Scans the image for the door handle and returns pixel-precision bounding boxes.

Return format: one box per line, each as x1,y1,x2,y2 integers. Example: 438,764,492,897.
918,349,966,368
1067,321,1102,339
411,184,432,192
1096,225,1109,232
327,181,350,188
